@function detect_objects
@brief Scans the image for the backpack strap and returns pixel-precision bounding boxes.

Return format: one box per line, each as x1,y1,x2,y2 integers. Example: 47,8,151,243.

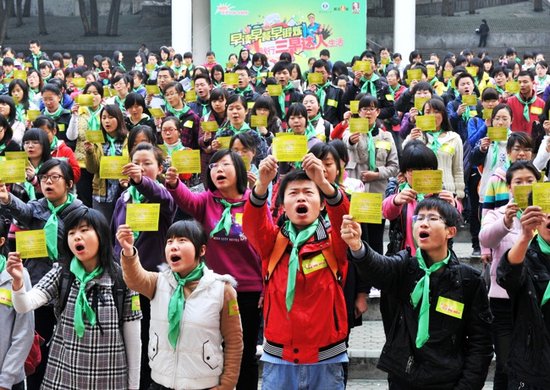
56,265,75,320
111,263,127,330
323,120,331,141
266,232,289,282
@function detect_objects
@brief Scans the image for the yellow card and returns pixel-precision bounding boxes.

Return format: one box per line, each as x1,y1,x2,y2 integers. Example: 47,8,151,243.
149,107,165,119
416,115,437,131
16,230,48,259
185,90,197,102
505,81,520,94
375,140,392,151
99,156,128,179
436,296,464,319
23,62,32,69
146,85,161,95
272,135,308,162
381,57,390,65
146,64,156,71
217,136,231,149
228,298,240,316
0,159,26,183
77,94,94,107
226,62,235,69
267,84,282,96
487,127,508,142
414,96,429,111
349,192,383,224
349,118,370,133
171,149,201,173
443,70,452,79
241,155,251,171
427,65,436,79
58,123,66,132
307,72,324,85
250,114,268,127
531,106,543,115
26,109,41,121
13,70,27,80
202,121,219,132
85,130,105,143
0,288,12,307
72,77,86,89
513,184,532,209
224,73,238,86
247,101,255,109
126,203,160,231
466,66,478,77
533,183,550,213
407,69,422,81
352,61,371,73
412,170,443,194
103,86,116,97
302,253,328,275
4,151,27,160
350,100,359,114
131,295,141,311
462,95,477,106
482,108,493,120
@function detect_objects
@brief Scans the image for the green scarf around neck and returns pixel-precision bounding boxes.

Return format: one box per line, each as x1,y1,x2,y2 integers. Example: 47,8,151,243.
316,81,331,110
537,235,550,307
0,254,5,273
70,257,103,338
365,123,377,171
360,73,380,96
43,105,65,120
277,83,295,119
45,193,75,259
516,93,537,122
87,105,102,131
210,198,245,237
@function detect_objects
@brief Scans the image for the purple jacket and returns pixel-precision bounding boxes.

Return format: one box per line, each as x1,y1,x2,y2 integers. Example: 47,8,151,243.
112,176,177,271
167,181,262,292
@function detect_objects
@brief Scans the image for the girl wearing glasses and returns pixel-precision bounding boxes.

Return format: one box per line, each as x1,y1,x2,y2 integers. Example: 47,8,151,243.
162,82,200,150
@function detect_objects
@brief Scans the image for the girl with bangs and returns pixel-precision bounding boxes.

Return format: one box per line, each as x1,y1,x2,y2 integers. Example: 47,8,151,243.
199,88,228,183
124,92,155,134
248,95,283,144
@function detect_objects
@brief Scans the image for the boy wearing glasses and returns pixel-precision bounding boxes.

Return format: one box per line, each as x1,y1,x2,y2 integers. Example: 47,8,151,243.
342,197,493,389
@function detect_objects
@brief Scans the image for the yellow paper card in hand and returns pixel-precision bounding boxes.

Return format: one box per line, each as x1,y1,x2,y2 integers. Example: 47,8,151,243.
532,183,550,213
482,108,493,120
185,90,197,102
13,70,27,80
267,84,283,96
416,115,437,131
16,230,48,259
407,69,422,81
272,135,307,162
513,185,532,209
381,57,390,65
217,136,231,149
412,170,443,194
487,127,508,142
0,159,26,183
350,100,360,114
26,109,41,121
349,118,370,133
352,61,371,73
250,115,268,127
146,64,156,71
505,81,520,94
427,65,436,79
85,130,105,143
224,73,238,86
103,86,116,97
350,192,383,224
149,107,165,119
241,155,251,171
443,70,453,79
99,156,128,179
5,151,27,160
146,85,161,95
466,66,478,77
126,203,160,231
77,94,94,107
171,149,201,173
462,95,477,106
202,121,219,132
72,77,86,89
414,96,429,111
308,72,324,85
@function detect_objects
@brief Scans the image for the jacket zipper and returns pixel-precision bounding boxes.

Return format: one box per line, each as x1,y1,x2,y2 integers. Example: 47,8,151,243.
405,355,414,374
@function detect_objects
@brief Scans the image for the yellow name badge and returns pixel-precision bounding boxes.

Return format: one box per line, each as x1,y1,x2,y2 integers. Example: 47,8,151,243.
385,94,394,102
436,296,464,319
505,81,520,94
414,96,429,111
375,140,392,151
327,98,338,107
233,212,244,227
224,73,238,86
427,65,436,80
0,288,12,307
513,184,532,209
58,123,66,132
0,159,26,183
171,149,201,173
350,192,383,224
440,143,455,155
533,183,550,213
228,298,240,316
307,72,324,85
272,135,308,162
482,108,493,120
131,295,141,311
250,114,268,127
126,203,160,231
352,60,371,73
13,70,27,80
149,107,165,119
247,101,255,109
465,66,478,77
16,230,48,259
462,95,477,106
4,151,27,160
77,94,94,107
183,120,193,128
416,115,437,131
267,84,283,96
349,118,370,134
487,127,508,142
412,170,443,194
217,136,231,149
302,253,328,275
350,100,359,114
146,85,161,95
72,77,86,89
99,156,128,179
202,121,219,133
531,106,543,115
85,130,105,144
26,109,41,121
443,70,453,79
407,68,422,81
185,90,197,102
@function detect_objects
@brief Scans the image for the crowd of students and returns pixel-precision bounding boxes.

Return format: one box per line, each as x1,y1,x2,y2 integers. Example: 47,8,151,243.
0,38,549,390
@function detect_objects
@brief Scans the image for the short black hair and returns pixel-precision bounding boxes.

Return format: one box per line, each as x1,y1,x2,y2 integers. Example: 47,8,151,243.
506,131,533,153
517,70,534,81
414,197,460,228
358,95,379,110
83,81,104,98
37,158,74,189
272,61,292,75
312,59,330,73
410,81,433,95
206,150,248,195
481,87,499,101
286,102,308,122
166,220,208,261
491,103,513,122
506,160,541,185
455,72,475,86
23,128,51,163
309,142,343,183
127,125,157,155
399,140,438,173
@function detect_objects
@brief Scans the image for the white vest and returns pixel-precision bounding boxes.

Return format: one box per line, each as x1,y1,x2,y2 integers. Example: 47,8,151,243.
149,266,235,390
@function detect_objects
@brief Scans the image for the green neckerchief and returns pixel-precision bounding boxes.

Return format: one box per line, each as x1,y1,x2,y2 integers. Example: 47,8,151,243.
165,101,190,118
29,88,38,101
227,122,252,135
200,102,211,118
24,162,42,201
0,254,5,273
104,133,117,156
277,82,295,119
316,81,331,110
128,185,145,240
32,52,42,70
210,198,245,237
360,73,380,96
15,103,26,123
388,84,400,98
114,96,126,112
253,66,264,86
165,140,185,157
309,113,322,129
411,249,451,348
490,129,510,170
168,261,205,348
0,143,6,155
516,93,537,122
50,136,59,152
429,130,443,155
117,62,126,72
495,85,505,95
365,123,377,171
429,77,439,87
213,81,222,89
44,192,75,259
284,218,320,312
537,235,550,307
43,105,65,120
70,257,103,338
399,181,424,202
235,84,253,96
87,105,102,131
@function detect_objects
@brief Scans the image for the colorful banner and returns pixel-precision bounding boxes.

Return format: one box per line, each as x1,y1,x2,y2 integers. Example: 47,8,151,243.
210,0,367,67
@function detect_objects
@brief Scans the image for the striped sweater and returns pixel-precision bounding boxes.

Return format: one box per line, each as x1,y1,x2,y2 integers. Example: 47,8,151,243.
481,167,509,218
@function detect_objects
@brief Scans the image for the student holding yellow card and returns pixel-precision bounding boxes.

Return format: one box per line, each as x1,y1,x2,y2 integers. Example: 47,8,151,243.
248,96,283,145
39,84,73,150
396,81,435,140
306,59,344,126
162,82,201,150
159,116,195,185
26,69,43,108
0,115,22,157
9,79,39,128
269,61,303,120
303,92,333,143
0,95,26,146
105,74,132,116
233,65,260,107
84,104,128,222
507,70,545,135
446,72,481,144
19,129,52,202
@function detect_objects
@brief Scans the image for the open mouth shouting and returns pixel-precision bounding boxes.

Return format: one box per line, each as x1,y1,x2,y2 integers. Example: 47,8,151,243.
170,254,182,265
74,242,86,255
417,230,430,242
295,204,309,217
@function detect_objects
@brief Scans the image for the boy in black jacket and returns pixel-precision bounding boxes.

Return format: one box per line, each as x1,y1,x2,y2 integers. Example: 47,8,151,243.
342,197,493,389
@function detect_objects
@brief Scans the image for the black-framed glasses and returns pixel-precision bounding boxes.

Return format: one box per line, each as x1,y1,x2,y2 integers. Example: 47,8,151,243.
38,174,65,183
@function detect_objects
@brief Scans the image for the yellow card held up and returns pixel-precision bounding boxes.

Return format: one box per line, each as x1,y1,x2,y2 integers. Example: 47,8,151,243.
349,118,370,134
85,130,105,143
407,69,422,81
185,90,197,102
427,65,436,79
226,62,235,70
16,230,48,259
4,151,27,160
126,203,160,231
443,70,453,79
146,85,161,95
513,185,532,209
171,149,201,173
532,183,550,213
217,136,231,149
250,114,268,127
77,94,94,107
13,70,27,80
241,155,251,171
482,108,493,120
381,57,390,65
414,96,429,111
146,64,156,72
412,170,443,194
487,127,508,142
505,81,520,94
224,73,239,86
352,61,371,73
466,66,478,77
26,109,41,121
272,135,308,162
72,77,86,89
267,84,283,96
350,100,360,114
99,156,128,179
350,192,383,224
0,159,26,183
149,107,165,119
416,115,437,131
103,86,116,97
307,72,324,85
462,95,477,106
202,121,219,132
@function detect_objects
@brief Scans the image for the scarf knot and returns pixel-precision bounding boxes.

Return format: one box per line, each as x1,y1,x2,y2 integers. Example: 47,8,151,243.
70,257,103,338
210,198,245,237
